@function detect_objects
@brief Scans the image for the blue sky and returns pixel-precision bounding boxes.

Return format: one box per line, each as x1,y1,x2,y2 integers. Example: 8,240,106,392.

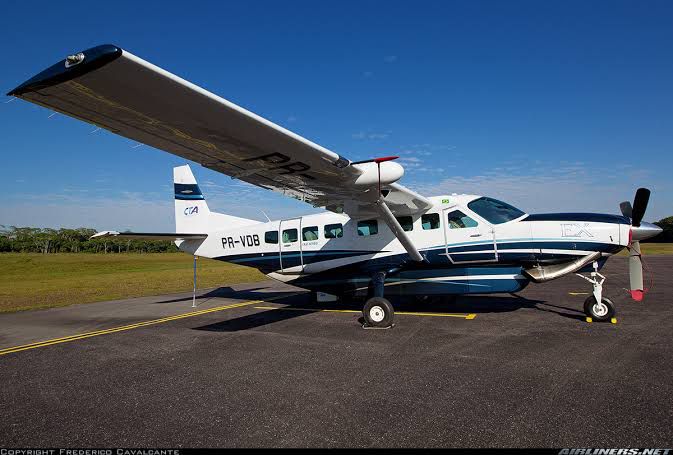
2,0,672,231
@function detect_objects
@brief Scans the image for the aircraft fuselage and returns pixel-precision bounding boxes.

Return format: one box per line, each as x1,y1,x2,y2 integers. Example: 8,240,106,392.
179,195,633,297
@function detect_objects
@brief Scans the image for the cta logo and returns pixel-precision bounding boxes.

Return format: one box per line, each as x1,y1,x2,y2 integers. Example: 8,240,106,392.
184,206,199,216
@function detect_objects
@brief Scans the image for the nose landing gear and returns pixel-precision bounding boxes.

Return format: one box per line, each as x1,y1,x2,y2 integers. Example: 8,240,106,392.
576,261,616,322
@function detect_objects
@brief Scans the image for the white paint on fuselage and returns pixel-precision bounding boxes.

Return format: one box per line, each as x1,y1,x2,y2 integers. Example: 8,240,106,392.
181,194,627,285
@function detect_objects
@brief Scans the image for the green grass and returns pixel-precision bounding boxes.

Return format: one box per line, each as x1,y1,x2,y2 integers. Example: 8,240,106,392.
2,244,671,314
617,243,673,256
0,253,265,313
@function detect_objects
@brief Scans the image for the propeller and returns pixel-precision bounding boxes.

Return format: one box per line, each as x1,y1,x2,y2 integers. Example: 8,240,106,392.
619,188,652,301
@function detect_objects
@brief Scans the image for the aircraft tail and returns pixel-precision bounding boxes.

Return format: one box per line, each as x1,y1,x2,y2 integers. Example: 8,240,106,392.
173,165,259,233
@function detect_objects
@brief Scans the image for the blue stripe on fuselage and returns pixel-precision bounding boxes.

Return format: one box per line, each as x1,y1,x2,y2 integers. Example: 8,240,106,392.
214,239,620,275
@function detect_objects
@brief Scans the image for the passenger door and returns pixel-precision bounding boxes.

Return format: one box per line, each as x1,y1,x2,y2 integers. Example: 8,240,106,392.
279,217,303,273
442,207,497,263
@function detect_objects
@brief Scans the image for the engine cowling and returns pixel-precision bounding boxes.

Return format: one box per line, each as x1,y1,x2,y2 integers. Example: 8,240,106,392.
351,161,404,187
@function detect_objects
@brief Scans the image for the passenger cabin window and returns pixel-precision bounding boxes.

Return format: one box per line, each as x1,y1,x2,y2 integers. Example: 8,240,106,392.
302,226,319,241
395,216,413,232
265,231,278,244
324,223,343,238
421,213,440,230
282,228,298,243
446,210,478,229
357,219,379,236
467,197,525,224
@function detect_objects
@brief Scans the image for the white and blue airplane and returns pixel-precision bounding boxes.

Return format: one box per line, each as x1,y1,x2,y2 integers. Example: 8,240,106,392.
8,44,662,327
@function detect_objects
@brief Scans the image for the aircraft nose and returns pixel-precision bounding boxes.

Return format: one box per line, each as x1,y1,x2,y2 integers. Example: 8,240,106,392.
631,222,663,241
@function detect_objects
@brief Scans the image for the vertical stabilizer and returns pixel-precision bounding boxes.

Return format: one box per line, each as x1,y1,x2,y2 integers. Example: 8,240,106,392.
174,165,260,233
174,165,210,233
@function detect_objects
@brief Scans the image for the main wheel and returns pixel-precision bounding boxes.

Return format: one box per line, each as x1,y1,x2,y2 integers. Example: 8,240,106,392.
363,297,394,327
583,296,615,322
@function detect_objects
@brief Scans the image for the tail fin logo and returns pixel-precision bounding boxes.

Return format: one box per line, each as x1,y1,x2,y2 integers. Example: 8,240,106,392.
184,206,199,216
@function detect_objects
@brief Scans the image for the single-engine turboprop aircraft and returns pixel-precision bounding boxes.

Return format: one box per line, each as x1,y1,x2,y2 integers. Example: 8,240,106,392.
9,45,662,326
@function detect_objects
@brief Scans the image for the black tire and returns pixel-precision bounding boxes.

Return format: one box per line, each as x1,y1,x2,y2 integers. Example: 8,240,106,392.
363,297,394,327
583,296,615,322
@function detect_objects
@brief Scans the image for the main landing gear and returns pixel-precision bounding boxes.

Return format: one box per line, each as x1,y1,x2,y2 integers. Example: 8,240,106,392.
363,271,395,328
576,261,616,322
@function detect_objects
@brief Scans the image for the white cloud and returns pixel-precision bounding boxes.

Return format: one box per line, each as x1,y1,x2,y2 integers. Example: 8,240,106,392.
409,167,670,220
383,55,398,63
352,131,391,140
1,183,316,231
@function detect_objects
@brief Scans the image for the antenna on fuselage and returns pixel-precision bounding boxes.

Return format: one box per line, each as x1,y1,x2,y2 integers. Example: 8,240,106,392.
261,210,271,222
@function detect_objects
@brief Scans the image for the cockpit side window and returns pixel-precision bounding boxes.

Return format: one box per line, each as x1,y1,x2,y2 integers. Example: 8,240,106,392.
446,210,478,229
467,197,525,224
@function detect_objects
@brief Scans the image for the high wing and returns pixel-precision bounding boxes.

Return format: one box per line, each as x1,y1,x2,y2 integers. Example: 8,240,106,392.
8,44,432,219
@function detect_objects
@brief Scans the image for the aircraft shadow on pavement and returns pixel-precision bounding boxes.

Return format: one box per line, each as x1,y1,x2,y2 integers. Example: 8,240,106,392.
153,286,298,304
193,293,314,332
397,295,587,321
192,293,587,332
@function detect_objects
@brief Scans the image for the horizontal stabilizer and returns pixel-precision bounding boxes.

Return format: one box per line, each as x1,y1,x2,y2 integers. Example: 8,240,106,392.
91,231,207,241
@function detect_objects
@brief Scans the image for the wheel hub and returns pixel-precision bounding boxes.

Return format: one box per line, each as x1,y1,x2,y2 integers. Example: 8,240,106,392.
369,305,385,322
593,301,608,317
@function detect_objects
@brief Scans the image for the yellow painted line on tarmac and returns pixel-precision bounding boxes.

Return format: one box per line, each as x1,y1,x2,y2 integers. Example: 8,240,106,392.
254,306,476,319
569,292,590,296
0,297,293,357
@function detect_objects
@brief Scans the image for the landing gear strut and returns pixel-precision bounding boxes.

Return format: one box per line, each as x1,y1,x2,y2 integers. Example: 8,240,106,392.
363,271,395,327
576,261,615,322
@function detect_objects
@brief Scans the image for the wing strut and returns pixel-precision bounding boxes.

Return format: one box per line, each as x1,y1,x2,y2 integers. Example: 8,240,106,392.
375,197,424,262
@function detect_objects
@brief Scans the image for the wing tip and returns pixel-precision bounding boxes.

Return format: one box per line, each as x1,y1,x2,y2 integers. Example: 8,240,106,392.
7,44,123,97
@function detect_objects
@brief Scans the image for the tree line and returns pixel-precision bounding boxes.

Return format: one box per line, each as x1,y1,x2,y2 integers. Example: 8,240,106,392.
652,216,673,242
0,226,178,253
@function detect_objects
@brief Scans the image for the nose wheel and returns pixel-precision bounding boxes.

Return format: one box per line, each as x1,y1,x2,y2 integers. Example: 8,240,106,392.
583,295,615,322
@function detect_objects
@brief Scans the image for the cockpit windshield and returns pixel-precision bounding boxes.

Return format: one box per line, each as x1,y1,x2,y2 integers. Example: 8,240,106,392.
467,197,526,224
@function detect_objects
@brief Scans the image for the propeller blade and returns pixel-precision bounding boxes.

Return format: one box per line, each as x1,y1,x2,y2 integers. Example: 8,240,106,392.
631,188,651,227
629,240,644,301
619,201,633,219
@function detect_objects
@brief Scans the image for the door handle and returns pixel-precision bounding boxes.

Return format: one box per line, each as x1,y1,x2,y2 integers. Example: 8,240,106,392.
470,234,482,237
